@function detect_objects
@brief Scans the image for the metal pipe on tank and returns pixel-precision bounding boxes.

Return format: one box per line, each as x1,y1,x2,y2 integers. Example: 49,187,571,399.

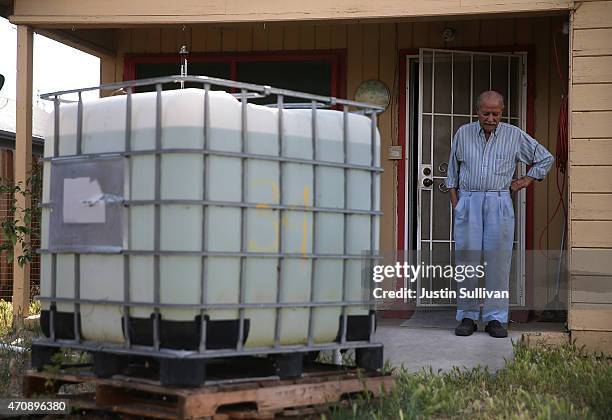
199,84,211,353
340,105,349,346
306,100,318,347
237,89,248,351
179,45,188,89
273,94,284,349
122,87,133,349
369,112,378,342
153,83,162,351
49,95,60,343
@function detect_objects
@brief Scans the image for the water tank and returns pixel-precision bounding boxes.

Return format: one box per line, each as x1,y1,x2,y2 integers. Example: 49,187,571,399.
39,87,380,351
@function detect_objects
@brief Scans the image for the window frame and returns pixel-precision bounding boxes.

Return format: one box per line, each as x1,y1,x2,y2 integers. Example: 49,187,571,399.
123,50,346,98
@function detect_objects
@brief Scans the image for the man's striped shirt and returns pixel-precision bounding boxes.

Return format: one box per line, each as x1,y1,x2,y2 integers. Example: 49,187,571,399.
445,122,554,191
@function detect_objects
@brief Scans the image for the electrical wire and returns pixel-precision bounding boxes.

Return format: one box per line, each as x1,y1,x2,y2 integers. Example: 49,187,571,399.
537,31,568,252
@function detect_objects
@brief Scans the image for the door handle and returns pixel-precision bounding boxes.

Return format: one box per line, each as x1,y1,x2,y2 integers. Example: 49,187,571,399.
423,178,433,187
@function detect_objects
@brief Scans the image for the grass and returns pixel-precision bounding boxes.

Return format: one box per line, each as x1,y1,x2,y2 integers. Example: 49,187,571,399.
0,302,609,419
328,342,612,420
0,300,41,397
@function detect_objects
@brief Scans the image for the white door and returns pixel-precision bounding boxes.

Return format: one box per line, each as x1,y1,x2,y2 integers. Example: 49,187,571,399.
408,48,527,307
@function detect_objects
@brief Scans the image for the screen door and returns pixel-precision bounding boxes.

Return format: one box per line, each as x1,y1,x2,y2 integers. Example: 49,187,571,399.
413,48,527,307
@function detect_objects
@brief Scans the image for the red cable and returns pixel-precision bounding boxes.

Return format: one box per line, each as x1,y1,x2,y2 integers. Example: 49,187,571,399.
536,33,568,252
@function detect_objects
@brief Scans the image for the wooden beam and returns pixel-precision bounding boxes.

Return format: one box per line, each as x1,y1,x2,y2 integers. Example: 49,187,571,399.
9,0,573,26
13,25,33,318
100,55,117,97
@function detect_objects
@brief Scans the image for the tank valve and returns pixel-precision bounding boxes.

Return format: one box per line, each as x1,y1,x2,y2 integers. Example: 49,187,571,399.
81,193,125,206
179,45,189,89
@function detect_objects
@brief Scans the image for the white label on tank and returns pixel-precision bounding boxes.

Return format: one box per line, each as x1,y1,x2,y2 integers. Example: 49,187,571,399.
63,177,106,224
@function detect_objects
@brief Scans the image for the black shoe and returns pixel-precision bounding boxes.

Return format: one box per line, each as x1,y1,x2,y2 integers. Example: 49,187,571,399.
455,318,477,336
484,320,508,338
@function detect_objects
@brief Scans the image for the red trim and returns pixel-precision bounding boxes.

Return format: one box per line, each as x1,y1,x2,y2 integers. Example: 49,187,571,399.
397,52,407,252
397,49,418,252
123,50,347,99
395,45,537,317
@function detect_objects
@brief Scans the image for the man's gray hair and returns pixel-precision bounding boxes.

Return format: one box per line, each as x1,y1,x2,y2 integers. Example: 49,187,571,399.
476,91,505,109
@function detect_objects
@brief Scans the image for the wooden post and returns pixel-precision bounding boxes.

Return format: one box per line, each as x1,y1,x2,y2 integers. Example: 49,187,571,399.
100,55,117,97
13,25,33,318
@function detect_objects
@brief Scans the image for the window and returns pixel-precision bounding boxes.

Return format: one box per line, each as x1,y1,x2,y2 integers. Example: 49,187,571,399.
125,52,344,104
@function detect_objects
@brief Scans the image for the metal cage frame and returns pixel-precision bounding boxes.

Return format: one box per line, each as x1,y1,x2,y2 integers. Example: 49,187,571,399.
34,75,384,360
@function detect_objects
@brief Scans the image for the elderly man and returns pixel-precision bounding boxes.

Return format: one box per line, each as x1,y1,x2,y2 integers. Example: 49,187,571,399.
445,91,554,338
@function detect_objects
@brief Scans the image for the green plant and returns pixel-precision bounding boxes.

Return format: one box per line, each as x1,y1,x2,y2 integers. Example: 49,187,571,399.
29,299,41,316
0,164,42,268
0,300,12,336
0,301,42,397
328,342,612,420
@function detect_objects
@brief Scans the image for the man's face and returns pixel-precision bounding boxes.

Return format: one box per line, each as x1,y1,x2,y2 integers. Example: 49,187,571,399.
477,98,503,135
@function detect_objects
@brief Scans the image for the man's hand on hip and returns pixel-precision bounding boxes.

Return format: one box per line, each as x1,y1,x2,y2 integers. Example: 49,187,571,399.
449,188,458,209
510,176,535,192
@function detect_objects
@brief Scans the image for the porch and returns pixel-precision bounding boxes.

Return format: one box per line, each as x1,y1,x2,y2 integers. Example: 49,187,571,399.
376,316,566,372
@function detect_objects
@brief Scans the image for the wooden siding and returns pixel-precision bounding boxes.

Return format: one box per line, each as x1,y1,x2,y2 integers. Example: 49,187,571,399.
569,0,612,341
571,330,612,354
98,15,570,311
10,0,573,25
570,194,612,220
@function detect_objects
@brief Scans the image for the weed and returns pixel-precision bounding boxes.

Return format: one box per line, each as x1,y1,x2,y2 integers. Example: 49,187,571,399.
329,342,612,419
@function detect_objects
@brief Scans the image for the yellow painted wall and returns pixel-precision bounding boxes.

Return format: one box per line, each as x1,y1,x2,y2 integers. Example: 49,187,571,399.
569,0,612,345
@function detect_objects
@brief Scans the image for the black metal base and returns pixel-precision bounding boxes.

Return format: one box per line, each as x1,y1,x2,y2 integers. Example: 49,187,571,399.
42,310,375,350
29,340,384,386
336,311,377,342
31,343,60,371
124,314,250,350
160,358,207,387
355,346,384,371
34,309,381,385
40,307,80,340
93,351,129,378
270,352,304,378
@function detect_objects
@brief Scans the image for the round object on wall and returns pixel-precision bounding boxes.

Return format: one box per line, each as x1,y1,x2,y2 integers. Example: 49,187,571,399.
441,27,456,42
354,80,390,111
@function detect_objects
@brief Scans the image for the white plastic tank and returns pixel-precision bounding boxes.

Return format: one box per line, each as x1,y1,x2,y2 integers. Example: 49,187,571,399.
39,88,380,350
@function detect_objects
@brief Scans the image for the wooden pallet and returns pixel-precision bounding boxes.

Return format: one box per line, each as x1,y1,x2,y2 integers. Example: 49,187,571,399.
23,365,395,419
